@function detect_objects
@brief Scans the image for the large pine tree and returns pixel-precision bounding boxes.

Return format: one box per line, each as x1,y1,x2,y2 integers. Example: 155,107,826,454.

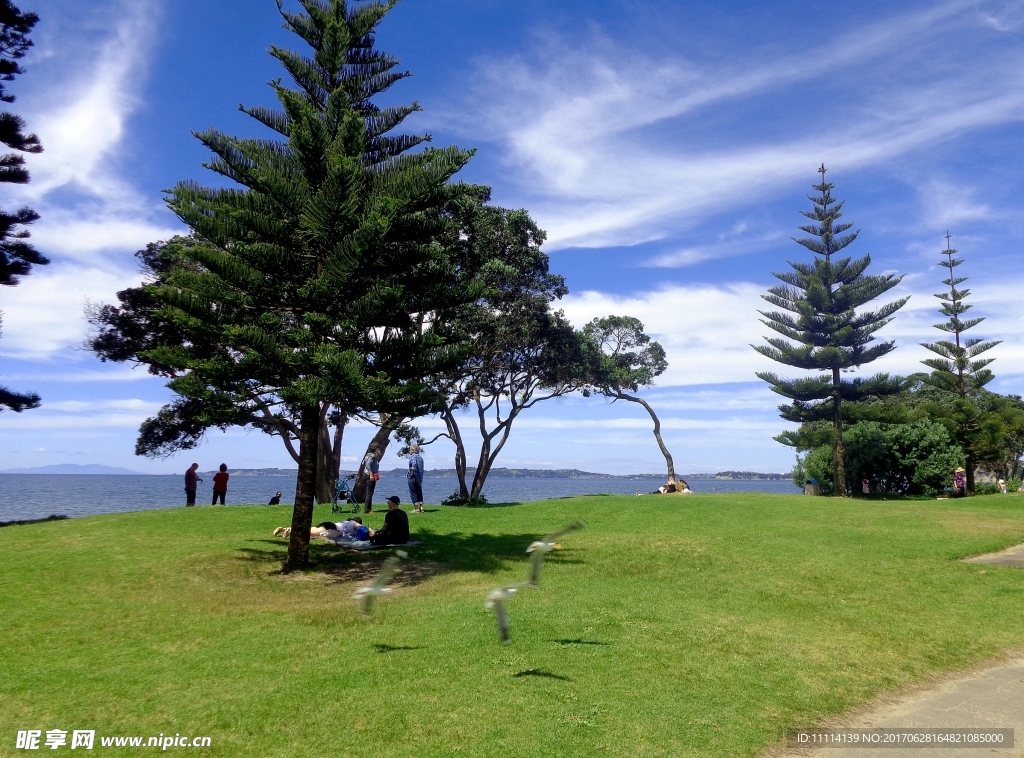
0,0,44,413
754,166,908,496
920,234,1000,493
123,0,484,569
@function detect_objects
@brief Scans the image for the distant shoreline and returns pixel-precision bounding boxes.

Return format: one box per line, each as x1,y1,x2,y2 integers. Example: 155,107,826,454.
1,465,791,480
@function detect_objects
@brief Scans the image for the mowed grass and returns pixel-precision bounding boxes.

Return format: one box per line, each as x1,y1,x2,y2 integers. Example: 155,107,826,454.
3,494,1024,758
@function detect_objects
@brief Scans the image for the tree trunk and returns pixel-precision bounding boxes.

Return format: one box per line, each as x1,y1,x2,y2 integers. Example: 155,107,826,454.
283,403,320,572
616,391,675,482
315,410,346,504
469,397,519,500
353,418,400,503
442,407,469,500
966,453,976,495
832,368,847,497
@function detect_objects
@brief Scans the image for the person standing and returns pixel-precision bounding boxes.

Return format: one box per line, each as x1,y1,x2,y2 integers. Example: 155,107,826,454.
862,478,870,496
362,446,380,514
953,467,966,497
407,444,425,513
212,463,230,505
184,463,203,507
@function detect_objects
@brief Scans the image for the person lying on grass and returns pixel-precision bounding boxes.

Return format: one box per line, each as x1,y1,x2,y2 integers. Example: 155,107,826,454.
273,517,362,540
369,497,410,546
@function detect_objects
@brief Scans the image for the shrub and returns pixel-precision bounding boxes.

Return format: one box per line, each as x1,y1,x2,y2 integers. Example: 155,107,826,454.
442,492,489,507
796,420,965,497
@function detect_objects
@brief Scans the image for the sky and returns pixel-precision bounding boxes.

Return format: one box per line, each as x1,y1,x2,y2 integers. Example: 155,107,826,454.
2,0,1024,476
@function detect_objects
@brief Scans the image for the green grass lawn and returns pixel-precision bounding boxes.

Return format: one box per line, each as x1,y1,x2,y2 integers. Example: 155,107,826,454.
3,493,1024,757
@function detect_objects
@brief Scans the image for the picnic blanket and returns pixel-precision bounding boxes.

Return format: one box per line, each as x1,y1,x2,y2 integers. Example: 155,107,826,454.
318,536,422,551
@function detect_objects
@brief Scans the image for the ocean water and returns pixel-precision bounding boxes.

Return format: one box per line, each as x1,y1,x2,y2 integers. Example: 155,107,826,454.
0,474,801,523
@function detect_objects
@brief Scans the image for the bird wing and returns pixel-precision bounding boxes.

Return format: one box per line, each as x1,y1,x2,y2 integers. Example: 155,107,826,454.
359,593,373,617
371,555,402,590
542,519,587,543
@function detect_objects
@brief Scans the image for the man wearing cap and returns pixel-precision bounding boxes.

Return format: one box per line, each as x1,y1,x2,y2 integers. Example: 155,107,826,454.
369,496,410,546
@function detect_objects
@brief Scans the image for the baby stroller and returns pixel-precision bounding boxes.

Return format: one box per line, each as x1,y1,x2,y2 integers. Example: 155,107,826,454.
331,474,359,514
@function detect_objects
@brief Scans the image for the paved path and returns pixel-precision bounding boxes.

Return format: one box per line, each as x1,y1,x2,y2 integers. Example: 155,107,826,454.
774,543,1024,758
775,658,1024,758
965,542,1024,568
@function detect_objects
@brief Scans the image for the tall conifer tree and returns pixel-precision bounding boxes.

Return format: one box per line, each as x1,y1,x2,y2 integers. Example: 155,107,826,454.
920,234,1000,493
754,166,908,496
126,0,484,569
0,0,44,413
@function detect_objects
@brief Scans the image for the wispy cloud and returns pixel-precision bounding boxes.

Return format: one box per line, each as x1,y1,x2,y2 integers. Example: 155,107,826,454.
0,0,181,359
644,222,786,268
458,0,1024,250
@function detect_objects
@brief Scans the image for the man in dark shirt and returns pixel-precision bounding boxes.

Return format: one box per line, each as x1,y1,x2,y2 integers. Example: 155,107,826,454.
184,463,203,507
369,496,409,545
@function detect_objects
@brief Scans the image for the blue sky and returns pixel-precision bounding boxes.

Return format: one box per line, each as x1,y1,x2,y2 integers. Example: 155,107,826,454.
2,0,1024,476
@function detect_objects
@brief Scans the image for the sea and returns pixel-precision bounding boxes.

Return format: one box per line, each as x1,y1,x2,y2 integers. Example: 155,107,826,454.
0,474,801,523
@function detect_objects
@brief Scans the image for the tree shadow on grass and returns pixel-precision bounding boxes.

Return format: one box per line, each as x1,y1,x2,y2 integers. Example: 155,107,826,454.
236,530,585,583
0,514,69,528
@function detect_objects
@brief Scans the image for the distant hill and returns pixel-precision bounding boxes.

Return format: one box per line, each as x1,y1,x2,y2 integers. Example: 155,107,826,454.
0,464,789,480
199,468,299,477
0,464,145,475
378,467,789,480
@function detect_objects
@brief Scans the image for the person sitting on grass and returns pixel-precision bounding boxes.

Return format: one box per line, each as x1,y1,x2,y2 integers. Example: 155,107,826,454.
268,491,282,505
653,478,693,495
369,496,409,546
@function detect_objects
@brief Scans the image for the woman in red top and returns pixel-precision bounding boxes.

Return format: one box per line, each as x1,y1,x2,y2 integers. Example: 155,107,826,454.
212,463,229,505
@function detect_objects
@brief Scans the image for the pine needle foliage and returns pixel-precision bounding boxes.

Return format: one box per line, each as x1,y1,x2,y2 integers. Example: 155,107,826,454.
754,166,908,496
0,0,42,414
142,0,485,569
921,234,999,397
919,234,1001,493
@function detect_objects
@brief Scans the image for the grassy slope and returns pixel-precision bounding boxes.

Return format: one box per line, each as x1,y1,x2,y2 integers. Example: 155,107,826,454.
2,494,1024,758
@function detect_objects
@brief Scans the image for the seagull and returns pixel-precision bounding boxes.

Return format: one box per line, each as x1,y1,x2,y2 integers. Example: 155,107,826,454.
485,583,532,644
352,550,407,616
526,520,586,586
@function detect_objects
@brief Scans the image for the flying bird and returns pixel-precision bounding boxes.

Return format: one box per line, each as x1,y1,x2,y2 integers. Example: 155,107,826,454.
352,550,407,616
526,520,586,586
485,583,532,644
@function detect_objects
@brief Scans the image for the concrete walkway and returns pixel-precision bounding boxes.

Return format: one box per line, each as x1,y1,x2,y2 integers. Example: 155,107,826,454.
964,542,1024,568
774,657,1024,758
773,543,1024,758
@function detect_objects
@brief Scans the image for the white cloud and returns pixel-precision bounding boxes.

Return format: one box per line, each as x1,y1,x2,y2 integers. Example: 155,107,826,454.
645,223,786,268
44,399,162,413
915,179,996,231
460,0,1024,250
560,276,1024,388
0,264,142,358
0,0,181,359
19,0,159,204
1,411,153,430
562,282,774,385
